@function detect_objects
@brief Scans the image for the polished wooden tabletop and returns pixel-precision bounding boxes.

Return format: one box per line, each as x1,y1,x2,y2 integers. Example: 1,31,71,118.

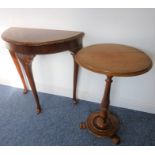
1,27,84,46
1,27,84,55
75,44,152,76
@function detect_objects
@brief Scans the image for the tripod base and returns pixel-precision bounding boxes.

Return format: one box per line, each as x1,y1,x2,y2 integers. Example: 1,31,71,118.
80,111,120,144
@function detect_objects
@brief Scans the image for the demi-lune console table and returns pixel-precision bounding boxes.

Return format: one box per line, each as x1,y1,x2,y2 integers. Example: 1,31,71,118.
1,27,84,113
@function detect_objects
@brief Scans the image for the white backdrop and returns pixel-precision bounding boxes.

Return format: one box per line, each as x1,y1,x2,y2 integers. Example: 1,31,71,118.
0,8,155,113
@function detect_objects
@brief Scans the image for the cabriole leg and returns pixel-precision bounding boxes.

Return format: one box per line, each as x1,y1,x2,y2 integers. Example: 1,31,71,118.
16,53,41,114
9,51,28,94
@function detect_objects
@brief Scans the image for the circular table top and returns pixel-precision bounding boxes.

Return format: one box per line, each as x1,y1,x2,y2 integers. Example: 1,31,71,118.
75,44,152,77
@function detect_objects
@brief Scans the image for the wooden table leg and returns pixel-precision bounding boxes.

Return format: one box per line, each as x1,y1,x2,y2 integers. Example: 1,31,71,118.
16,53,41,114
80,76,120,144
71,52,79,104
70,40,83,104
73,56,79,104
9,51,28,94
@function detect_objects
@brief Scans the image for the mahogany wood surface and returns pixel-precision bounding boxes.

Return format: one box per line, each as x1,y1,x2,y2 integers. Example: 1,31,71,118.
75,44,152,76
77,44,152,144
2,27,84,113
2,27,84,46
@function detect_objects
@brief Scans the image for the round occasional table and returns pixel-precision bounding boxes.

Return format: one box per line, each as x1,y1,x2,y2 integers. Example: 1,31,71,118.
75,44,152,144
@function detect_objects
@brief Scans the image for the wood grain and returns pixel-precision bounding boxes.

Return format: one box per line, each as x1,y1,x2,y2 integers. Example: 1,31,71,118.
75,44,152,76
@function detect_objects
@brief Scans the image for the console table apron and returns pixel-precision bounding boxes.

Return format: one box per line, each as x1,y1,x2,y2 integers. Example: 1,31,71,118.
75,44,152,144
1,27,84,113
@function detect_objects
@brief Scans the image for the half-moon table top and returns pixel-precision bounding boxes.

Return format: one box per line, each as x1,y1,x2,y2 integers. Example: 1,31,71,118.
1,27,84,55
1,27,84,46
75,44,152,77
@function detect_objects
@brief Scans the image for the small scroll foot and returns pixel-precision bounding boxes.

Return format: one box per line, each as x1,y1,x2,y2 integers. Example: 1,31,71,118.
73,99,78,105
111,135,120,144
80,122,87,129
36,108,42,114
23,89,28,94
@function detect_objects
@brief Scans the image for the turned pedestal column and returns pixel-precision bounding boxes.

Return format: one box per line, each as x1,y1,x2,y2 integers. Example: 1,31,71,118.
75,43,152,144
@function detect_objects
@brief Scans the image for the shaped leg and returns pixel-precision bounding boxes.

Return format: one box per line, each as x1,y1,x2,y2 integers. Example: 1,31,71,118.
9,51,28,94
16,53,41,114
80,122,87,129
71,52,79,104
111,134,120,144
